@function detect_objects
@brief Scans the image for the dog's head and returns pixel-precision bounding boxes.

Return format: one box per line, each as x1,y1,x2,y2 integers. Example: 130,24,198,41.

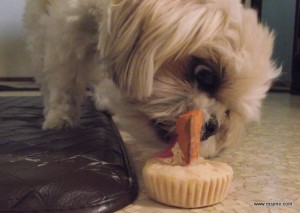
99,0,280,157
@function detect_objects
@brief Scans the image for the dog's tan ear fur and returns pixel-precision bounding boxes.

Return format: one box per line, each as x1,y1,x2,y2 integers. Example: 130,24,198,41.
98,0,149,100
98,0,227,100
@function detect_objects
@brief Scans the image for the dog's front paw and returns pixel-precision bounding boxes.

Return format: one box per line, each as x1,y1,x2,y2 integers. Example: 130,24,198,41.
42,110,78,130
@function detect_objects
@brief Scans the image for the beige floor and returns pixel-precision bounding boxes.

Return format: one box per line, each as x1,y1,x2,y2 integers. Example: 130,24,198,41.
1,92,299,213
117,92,300,213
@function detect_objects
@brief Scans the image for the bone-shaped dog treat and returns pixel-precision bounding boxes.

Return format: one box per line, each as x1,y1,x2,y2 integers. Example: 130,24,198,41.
157,110,203,165
176,110,203,164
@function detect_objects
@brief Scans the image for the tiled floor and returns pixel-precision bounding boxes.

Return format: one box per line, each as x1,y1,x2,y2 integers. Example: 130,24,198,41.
1,92,299,213
117,92,300,213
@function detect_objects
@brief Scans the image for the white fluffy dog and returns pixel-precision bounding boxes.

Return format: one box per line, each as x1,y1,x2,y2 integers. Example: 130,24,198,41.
24,0,280,157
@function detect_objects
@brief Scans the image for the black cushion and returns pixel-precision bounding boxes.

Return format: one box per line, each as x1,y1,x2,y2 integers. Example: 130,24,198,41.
0,97,138,213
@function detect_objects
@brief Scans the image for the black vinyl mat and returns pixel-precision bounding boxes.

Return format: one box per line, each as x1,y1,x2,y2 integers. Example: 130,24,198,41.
0,97,138,213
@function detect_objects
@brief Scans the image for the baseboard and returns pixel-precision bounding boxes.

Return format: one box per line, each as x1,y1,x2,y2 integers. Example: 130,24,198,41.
270,80,291,93
0,77,35,82
0,78,38,91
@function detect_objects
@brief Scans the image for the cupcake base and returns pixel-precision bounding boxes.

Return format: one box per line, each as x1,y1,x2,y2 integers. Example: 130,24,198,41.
142,158,233,208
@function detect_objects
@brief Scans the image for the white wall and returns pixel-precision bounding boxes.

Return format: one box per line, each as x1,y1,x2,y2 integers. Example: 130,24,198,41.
0,0,34,77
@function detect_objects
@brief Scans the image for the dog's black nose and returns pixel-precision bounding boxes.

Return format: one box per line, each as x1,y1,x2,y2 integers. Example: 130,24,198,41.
201,116,219,141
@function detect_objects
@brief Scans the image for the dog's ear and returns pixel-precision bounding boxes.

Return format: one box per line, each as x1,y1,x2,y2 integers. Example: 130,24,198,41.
99,0,227,100
99,0,155,100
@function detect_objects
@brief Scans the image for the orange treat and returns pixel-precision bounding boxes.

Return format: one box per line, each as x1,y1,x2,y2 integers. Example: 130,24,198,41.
176,110,203,164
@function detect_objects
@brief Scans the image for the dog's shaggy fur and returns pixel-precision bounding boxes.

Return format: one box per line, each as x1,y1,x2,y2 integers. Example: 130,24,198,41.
24,0,280,157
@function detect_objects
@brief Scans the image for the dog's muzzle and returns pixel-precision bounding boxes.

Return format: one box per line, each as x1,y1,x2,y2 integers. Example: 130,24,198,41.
201,115,219,141
153,114,219,142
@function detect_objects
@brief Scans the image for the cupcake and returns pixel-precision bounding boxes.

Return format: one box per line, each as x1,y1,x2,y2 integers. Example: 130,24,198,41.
142,110,233,208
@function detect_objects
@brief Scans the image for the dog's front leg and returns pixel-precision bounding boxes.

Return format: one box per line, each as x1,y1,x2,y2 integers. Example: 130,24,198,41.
40,65,86,130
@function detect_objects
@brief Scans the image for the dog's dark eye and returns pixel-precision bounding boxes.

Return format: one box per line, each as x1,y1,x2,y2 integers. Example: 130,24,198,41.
195,65,214,85
193,64,220,94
